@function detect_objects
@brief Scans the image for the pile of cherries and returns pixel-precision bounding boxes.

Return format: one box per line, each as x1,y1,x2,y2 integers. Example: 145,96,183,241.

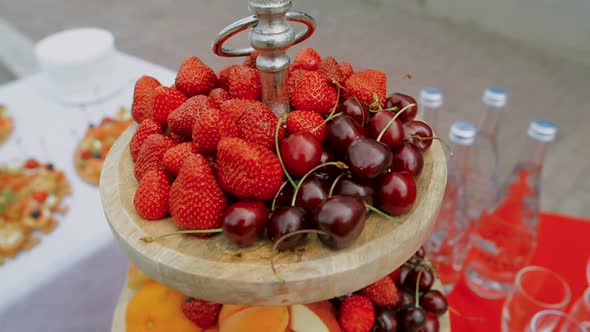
266,92,436,251
332,246,449,332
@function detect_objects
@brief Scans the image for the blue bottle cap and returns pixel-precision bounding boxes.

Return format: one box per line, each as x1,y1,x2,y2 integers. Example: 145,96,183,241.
449,121,477,145
528,119,557,142
482,87,508,108
419,87,443,108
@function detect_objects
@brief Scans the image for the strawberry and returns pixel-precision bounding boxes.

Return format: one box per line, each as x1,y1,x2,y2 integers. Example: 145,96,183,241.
338,295,375,332
339,62,354,80
235,101,285,149
131,75,161,122
242,50,260,68
129,119,162,161
318,56,344,83
192,107,239,154
152,86,187,126
226,65,261,100
169,154,227,234
182,297,222,329
204,154,217,175
217,137,284,200
359,275,400,306
290,71,338,115
208,88,230,108
133,169,171,220
163,142,197,175
344,69,387,107
167,95,210,139
169,132,187,144
292,47,321,71
287,69,310,95
134,134,175,181
175,56,218,97
219,99,259,122
286,110,326,142
218,65,240,90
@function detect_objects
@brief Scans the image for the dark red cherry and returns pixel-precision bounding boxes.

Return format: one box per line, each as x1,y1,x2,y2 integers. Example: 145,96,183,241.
384,93,418,123
339,96,370,126
334,177,376,205
391,265,412,289
273,183,294,210
324,115,364,154
222,201,268,246
368,111,404,149
374,307,399,332
295,177,329,214
346,137,392,179
415,246,426,258
313,195,367,249
279,132,322,177
404,266,435,292
404,121,434,151
420,290,449,316
391,142,424,177
267,206,308,250
398,290,416,308
422,312,440,332
314,149,339,181
397,306,427,331
376,172,417,216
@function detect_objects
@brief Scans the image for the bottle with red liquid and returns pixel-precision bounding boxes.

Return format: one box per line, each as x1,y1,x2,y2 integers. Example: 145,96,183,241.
464,119,558,299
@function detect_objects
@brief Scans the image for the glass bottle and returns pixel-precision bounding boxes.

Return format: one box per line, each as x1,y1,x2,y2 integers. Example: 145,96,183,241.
418,87,443,136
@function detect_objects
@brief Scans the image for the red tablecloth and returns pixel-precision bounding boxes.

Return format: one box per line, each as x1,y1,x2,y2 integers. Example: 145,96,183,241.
448,212,590,331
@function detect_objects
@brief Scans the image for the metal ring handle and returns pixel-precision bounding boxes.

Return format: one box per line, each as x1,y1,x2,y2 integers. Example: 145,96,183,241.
212,11,316,57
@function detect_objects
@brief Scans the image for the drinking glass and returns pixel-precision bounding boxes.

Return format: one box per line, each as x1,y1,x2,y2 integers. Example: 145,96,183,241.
502,266,572,332
528,310,585,332
569,288,590,331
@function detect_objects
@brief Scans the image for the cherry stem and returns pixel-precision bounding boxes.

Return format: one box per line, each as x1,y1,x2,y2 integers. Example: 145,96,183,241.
141,229,223,243
328,172,347,197
271,181,290,212
365,203,400,223
406,135,454,157
291,161,348,207
376,103,416,142
271,229,329,282
311,81,343,133
275,115,297,188
415,269,423,307
370,106,399,113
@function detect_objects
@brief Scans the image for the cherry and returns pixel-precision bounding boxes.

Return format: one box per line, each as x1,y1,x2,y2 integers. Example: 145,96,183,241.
404,121,434,150
339,96,369,126
397,306,427,331
420,290,449,316
398,290,416,308
346,137,392,179
391,265,412,288
272,183,294,210
391,142,424,177
384,93,418,123
222,201,268,246
374,307,399,332
313,195,367,249
376,172,417,216
295,177,329,214
404,266,435,292
368,111,404,149
314,149,339,181
267,206,308,251
415,246,426,258
324,115,364,154
334,177,376,205
422,312,440,332
279,132,322,177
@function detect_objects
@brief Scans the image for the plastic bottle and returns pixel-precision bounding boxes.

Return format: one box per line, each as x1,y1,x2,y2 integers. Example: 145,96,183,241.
418,87,443,136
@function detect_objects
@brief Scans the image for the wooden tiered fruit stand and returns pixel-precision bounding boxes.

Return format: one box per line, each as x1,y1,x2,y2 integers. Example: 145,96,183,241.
99,0,451,330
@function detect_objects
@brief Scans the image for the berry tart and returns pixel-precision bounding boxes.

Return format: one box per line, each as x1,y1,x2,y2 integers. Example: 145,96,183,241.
0,104,14,145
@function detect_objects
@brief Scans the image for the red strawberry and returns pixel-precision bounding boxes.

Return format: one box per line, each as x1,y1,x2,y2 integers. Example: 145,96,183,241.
219,99,259,122
133,169,170,220
169,154,226,234
235,101,285,149
344,69,387,107
218,65,240,90
163,142,197,175
153,86,187,126
134,134,175,181
338,295,375,332
226,65,261,100
208,88,230,108
129,119,162,161
204,154,217,175
339,62,354,80
131,75,161,122
175,56,218,97
318,56,344,83
292,47,321,71
192,107,239,154
242,50,260,68
287,69,310,95
168,95,210,139
290,71,338,115
182,297,222,329
359,275,400,306
286,110,326,142
169,132,187,144
217,137,284,200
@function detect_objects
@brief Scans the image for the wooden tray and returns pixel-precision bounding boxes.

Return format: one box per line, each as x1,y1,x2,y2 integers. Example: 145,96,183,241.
111,277,452,332
100,124,447,305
